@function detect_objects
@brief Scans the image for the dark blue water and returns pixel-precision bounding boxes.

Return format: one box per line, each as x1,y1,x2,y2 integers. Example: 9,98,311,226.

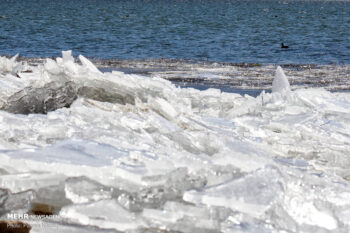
0,0,349,64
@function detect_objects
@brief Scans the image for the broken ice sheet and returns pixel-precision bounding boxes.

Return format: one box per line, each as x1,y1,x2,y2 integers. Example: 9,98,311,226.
0,172,66,193
183,166,284,218
60,199,145,231
0,188,35,215
5,139,128,167
279,170,350,231
0,53,350,232
64,176,114,205
142,201,225,233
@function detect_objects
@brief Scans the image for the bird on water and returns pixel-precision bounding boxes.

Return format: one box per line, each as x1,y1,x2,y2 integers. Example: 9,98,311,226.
281,43,289,49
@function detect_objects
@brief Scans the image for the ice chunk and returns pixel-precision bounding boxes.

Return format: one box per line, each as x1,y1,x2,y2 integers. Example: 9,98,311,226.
281,175,340,231
64,177,113,204
0,188,35,215
6,139,128,167
77,85,135,105
0,54,21,74
142,202,220,232
44,58,62,75
32,183,71,214
272,66,290,93
116,168,206,210
287,199,337,230
62,50,74,63
79,55,102,74
201,164,242,187
163,201,211,219
148,97,178,121
58,50,80,74
0,173,66,193
3,81,77,114
337,208,350,228
184,166,284,218
213,140,271,172
221,214,274,233
60,199,144,231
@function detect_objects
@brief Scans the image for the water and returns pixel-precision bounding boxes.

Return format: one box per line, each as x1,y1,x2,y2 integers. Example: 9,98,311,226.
1,0,350,64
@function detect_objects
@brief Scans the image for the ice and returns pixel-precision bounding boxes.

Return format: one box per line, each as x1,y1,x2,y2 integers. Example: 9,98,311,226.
272,66,290,93
0,54,23,75
44,58,62,75
277,170,350,231
64,176,113,204
0,52,350,232
183,166,284,218
62,50,75,64
3,81,77,114
0,188,35,215
60,199,144,231
33,183,71,213
78,55,102,74
286,197,337,230
30,222,119,233
148,97,178,121
0,173,66,193
142,201,224,233
5,139,128,167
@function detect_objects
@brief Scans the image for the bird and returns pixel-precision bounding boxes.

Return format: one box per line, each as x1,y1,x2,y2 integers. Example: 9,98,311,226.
281,43,289,49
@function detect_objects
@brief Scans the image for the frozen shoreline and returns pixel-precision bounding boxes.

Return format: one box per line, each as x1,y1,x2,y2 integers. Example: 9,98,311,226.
6,55,350,92
0,52,350,232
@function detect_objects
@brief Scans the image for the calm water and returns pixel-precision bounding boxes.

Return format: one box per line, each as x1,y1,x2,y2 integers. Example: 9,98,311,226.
0,0,349,64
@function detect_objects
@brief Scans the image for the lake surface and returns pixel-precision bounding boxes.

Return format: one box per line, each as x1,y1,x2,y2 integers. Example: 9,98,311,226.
0,0,349,64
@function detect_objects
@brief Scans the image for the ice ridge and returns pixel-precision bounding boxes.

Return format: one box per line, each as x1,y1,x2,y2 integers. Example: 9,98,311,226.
0,51,349,232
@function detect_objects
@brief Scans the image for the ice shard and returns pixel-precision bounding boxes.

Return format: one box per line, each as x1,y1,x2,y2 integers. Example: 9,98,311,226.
272,66,290,93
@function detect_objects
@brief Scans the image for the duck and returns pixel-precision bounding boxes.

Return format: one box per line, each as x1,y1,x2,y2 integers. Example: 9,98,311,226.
281,43,289,49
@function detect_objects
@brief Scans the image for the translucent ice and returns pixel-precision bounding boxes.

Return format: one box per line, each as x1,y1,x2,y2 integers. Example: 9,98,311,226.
60,199,144,231
272,66,290,93
0,188,35,215
184,166,284,218
64,176,113,204
0,52,349,232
